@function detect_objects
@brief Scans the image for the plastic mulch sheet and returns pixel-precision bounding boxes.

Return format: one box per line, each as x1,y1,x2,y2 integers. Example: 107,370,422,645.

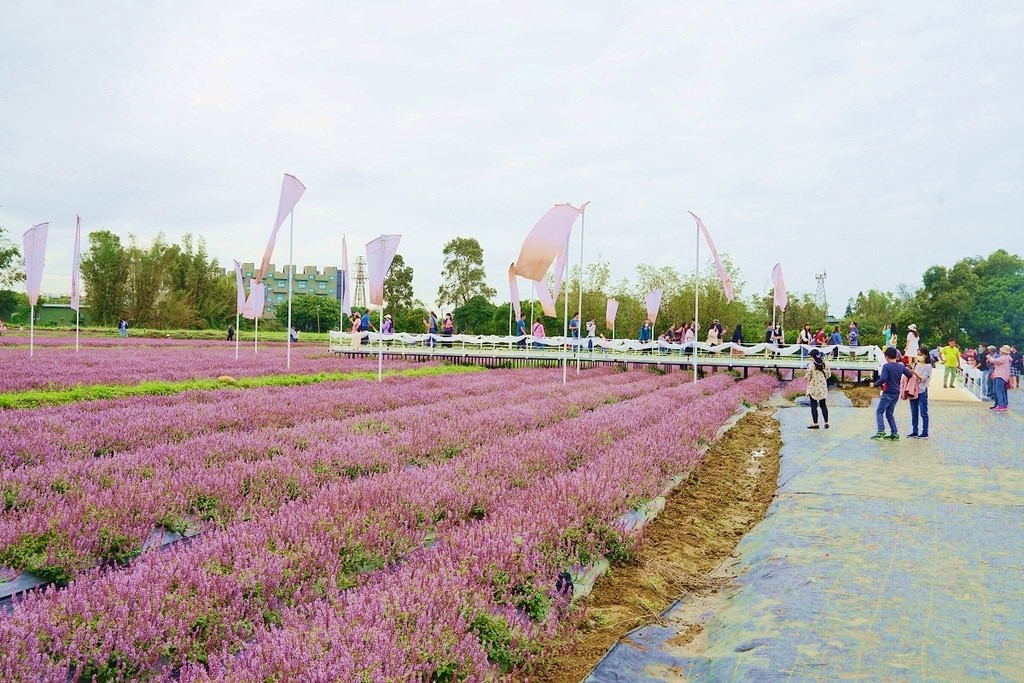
587,398,1024,682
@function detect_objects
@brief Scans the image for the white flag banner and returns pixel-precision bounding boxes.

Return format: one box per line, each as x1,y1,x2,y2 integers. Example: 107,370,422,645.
772,262,788,312
645,288,663,326
23,222,49,307
606,298,618,331
341,236,351,316
509,203,585,319
70,216,81,311
366,234,402,306
258,173,306,279
508,263,521,320
234,260,246,315
689,211,735,302
242,280,265,320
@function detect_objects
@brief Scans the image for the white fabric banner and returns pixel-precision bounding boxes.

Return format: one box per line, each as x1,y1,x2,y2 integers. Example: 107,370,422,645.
70,216,81,311
509,203,584,318
23,222,49,307
258,173,306,279
341,236,351,316
606,298,618,331
645,288,663,326
234,260,246,315
508,263,521,320
772,262,788,311
690,212,735,302
242,280,265,320
366,234,402,306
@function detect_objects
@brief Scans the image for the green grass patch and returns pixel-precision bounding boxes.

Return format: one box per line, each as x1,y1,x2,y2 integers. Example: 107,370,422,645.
0,364,484,410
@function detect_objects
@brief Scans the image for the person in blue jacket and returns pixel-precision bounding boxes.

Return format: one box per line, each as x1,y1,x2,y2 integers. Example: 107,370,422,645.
871,346,913,440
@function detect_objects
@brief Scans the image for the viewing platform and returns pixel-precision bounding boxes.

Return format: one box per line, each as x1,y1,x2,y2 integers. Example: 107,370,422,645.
327,332,885,381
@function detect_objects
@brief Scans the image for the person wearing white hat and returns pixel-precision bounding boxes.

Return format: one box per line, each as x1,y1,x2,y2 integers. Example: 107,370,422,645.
904,323,920,361
987,345,1012,411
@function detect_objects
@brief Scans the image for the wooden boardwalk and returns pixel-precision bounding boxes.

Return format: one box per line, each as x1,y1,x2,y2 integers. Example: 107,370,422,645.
328,334,882,382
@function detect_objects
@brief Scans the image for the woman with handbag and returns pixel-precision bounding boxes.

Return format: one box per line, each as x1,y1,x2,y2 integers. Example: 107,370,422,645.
805,348,832,429
907,345,933,438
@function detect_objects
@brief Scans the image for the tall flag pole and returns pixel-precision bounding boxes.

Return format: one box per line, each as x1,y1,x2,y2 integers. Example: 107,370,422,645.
366,234,401,382
575,202,590,375
689,212,734,383
70,215,82,352
23,222,49,359
771,262,787,331
233,260,246,360
693,220,700,383
287,210,294,370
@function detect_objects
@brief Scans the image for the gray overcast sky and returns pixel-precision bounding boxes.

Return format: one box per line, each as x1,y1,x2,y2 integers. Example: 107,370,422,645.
2,0,1022,316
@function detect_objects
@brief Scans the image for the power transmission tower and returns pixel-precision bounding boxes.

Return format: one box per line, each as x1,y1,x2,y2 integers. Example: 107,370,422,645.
815,271,827,313
353,256,368,309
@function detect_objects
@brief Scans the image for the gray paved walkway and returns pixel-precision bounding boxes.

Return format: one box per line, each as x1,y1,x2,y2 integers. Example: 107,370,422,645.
587,390,1024,682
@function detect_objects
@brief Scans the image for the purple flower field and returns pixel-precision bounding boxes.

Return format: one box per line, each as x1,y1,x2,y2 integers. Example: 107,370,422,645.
0,337,411,392
0,344,778,681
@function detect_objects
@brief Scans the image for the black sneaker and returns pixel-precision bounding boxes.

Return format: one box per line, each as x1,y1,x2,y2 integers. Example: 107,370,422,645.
918,434,929,439
883,433,900,441
870,431,886,440
907,433,919,439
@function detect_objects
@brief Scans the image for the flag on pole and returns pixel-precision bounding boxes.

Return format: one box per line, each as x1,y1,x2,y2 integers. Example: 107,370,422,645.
233,260,246,315
772,263,788,311
366,235,402,306
645,288,663,326
70,216,81,311
341,236,352,316
510,203,584,318
23,223,49,307
258,173,305,280
689,212,734,302
242,280,265,319
606,298,618,331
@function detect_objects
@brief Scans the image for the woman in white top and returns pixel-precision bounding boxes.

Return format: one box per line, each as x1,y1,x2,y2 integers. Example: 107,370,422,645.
908,345,932,438
904,323,920,360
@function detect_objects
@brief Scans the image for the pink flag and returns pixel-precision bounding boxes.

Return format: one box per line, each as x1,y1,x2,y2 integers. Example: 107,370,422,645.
23,222,49,307
606,298,618,331
366,234,401,306
242,280,265,320
772,263,788,311
258,173,306,280
510,203,585,319
534,279,556,317
341,236,352,316
508,263,521,320
645,288,663,326
690,212,735,302
233,260,246,315
70,216,81,311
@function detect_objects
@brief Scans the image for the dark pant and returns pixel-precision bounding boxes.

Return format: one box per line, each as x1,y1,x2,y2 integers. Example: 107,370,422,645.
910,390,929,435
810,398,829,425
876,393,899,433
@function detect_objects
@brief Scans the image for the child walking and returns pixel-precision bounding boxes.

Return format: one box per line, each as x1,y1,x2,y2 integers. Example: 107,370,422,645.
872,347,913,440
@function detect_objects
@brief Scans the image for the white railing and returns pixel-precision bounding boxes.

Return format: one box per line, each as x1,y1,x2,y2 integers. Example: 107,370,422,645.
958,360,986,399
327,331,886,367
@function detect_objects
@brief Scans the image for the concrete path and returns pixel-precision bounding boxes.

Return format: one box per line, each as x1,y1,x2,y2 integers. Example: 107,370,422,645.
586,388,1024,682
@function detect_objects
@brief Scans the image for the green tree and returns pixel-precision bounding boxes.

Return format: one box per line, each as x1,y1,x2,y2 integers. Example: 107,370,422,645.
452,295,502,334
80,230,129,326
383,254,423,332
125,234,174,327
275,293,341,333
0,289,18,320
165,234,228,328
0,226,23,288
437,237,496,310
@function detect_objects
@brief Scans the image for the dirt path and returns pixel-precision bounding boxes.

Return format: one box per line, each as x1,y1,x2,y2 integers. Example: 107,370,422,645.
528,406,783,683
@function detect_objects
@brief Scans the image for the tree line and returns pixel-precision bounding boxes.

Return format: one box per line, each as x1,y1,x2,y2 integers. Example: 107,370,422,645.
0,225,1020,348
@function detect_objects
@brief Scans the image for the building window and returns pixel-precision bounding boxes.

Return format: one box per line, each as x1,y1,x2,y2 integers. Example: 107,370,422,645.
277,280,286,288
277,294,284,301
297,281,306,288
319,282,327,289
